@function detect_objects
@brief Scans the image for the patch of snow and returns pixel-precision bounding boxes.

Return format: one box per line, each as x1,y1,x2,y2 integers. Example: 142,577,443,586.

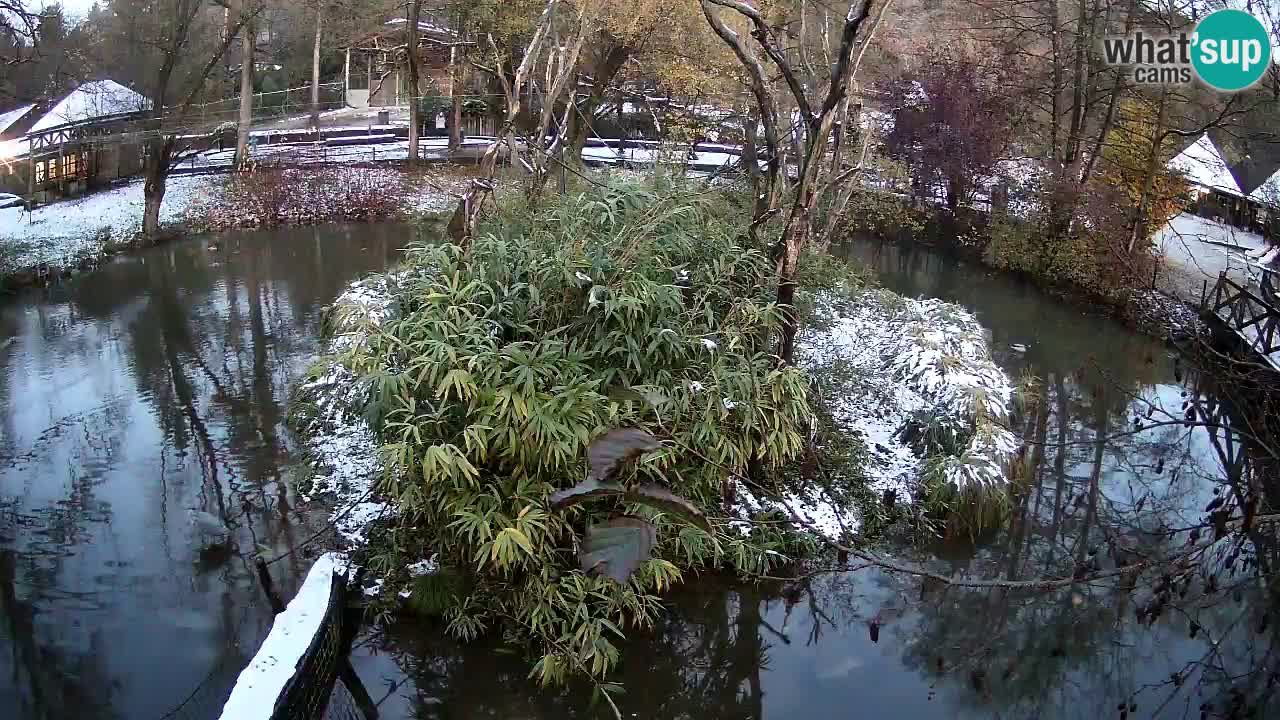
781,289,1020,540
0,175,216,275
408,555,440,577
296,277,400,545
782,491,852,540
700,338,718,351
587,286,606,307
217,553,348,720
859,109,894,134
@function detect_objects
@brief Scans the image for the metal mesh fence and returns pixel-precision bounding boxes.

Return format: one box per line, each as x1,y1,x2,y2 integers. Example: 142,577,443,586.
179,83,348,126
268,568,347,720
321,675,372,720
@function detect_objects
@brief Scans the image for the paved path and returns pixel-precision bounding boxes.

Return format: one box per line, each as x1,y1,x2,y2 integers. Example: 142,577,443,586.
1154,213,1273,304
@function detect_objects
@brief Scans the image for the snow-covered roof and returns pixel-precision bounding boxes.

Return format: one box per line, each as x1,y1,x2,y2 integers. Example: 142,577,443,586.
1248,168,1280,205
0,137,29,160
1168,133,1242,196
0,104,34,135
28,80,151,134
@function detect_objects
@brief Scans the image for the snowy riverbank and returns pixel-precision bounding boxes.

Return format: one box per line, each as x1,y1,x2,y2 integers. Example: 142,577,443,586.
0,166,463,288
292,275,404,547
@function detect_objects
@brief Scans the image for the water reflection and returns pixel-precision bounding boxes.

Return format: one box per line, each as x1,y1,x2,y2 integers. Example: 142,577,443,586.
361,236,1277,719
0,223,410,719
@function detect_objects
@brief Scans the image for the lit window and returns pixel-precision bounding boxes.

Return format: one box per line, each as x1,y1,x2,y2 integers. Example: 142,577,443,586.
64,153,78,177
48,159,59,180
35,161,45,184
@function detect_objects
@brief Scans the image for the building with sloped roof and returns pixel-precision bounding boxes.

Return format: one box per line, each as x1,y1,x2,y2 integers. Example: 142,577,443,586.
0,80,152,203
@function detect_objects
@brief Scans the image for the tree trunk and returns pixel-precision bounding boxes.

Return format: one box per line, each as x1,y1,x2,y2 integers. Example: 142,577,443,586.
235,6,255,169
565,41,632,169
143,138,172,236
449,45,463,151
310,4,323,132
776,208,810,363
1128,89,1170,254
406,0,422,166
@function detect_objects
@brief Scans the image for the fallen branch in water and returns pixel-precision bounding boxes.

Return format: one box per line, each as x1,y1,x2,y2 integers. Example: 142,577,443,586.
775,500,1280,591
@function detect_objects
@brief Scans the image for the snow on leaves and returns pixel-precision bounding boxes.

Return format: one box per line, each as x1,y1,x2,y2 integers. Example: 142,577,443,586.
794,288,1020,539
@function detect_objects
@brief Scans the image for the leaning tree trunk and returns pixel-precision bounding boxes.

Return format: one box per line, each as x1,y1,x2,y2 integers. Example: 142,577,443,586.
775,205,811,363
565,41,632,169
142,138,173,236
406,0,422,166
235,7,255,169
310,4,323,132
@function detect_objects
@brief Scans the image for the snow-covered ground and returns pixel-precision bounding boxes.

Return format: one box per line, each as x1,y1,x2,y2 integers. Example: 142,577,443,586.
0,167,460,280
295,276,402,547
1154,212,1272,302
0,175,218,274
174,135,494,172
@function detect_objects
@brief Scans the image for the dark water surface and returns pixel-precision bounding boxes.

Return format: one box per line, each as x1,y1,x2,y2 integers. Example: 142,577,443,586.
0,224,410,719
353,237,1276,719
2,227,1273,720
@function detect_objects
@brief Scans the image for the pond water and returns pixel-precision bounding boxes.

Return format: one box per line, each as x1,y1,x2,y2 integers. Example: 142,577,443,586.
1,227,1273,719
0,224,410,720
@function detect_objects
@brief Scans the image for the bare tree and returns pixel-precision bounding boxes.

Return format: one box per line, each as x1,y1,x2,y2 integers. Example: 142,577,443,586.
448,0,561,242
234,0,257,169
310,0,326,131
699,0,884,362
0,1,43,67
137,1,259,235
407,0,423,165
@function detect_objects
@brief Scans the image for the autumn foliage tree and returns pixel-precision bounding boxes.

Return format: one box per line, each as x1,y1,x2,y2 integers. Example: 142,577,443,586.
1098,98,1190,245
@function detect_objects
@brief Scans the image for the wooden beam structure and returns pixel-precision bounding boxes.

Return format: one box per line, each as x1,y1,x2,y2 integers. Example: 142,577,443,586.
1206,271,1280,366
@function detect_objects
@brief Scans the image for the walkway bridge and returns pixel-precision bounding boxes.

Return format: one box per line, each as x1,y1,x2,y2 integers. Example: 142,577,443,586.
1202,267,1280,372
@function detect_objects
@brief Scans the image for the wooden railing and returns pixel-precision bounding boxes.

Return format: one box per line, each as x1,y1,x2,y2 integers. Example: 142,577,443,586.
1207,270,1280,363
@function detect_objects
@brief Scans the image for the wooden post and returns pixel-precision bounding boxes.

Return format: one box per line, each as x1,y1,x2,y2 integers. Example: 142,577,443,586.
26,151,35,209
344,47,351,107
255,557,286,614
58,138,66,197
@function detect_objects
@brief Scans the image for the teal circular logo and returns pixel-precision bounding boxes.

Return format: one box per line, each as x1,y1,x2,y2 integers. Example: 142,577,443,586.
1192,9,1272,92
